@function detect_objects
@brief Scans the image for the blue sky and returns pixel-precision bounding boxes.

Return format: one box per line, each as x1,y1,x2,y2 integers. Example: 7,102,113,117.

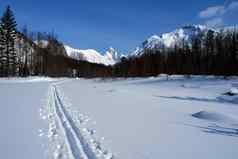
0,0,238,54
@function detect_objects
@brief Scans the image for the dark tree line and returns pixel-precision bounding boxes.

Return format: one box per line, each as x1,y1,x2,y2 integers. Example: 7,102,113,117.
113,29,238,77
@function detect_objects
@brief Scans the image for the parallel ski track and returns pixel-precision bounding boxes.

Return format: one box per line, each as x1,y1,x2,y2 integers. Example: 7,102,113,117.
51,84,98,159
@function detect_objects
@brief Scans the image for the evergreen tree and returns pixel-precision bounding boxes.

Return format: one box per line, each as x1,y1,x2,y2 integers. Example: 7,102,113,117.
0,24,4,76
236,29,238,62
0,6,17,76
231,28,237,74
192,36,202,74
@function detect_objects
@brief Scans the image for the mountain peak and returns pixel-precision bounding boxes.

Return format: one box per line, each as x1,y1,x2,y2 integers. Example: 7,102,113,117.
130,24,215,56
105,47,120,61
64,45,117,65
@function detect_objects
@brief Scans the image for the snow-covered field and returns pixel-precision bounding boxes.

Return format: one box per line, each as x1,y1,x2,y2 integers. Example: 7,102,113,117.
0,78,52,159
1,76,238,159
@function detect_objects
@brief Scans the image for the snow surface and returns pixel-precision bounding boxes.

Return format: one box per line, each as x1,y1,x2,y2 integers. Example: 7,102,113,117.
0,77,56,83
230,87,238,95
0,79,51,159
1,76,238,159
59,76,238,159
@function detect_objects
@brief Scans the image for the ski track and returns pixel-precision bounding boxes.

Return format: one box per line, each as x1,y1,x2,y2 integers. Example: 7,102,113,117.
51,84,98,159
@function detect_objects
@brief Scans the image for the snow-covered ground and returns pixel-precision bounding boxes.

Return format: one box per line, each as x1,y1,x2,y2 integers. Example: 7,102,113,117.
1,76,238,159
0,78,52,159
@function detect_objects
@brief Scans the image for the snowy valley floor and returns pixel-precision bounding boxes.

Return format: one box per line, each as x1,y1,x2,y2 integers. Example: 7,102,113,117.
0,76,238,159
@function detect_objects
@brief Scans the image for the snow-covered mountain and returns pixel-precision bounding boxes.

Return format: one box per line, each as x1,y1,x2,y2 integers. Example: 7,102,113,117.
64,45,119,66
34,40,49,48
130,25,214,56
64,25,214,64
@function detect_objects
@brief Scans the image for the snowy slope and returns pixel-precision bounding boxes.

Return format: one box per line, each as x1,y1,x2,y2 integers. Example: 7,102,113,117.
64,45,119,65
130,25,213,56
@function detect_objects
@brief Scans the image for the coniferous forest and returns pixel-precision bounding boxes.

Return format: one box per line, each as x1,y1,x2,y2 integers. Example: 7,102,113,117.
0,6,237,78
113,29,238,77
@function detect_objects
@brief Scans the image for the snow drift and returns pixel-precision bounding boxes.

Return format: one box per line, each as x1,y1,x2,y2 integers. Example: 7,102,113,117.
192,111,238,124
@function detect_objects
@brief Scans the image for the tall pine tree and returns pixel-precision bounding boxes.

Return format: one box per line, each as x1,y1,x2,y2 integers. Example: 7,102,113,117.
0,24,4,76
0,6,17,76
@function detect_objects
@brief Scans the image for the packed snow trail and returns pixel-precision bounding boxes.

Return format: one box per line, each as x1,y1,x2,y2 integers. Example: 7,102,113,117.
50,84,99,159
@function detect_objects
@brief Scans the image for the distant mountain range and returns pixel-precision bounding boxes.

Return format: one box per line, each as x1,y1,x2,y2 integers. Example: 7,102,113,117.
33,24,237,65
130,25,212,56
129,25,237,56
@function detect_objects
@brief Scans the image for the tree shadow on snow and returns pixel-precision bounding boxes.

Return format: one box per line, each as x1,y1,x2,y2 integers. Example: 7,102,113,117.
156,95,237,105
186,124,238,137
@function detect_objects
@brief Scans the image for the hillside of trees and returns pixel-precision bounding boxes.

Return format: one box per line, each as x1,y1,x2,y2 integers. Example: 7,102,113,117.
0,6,237,78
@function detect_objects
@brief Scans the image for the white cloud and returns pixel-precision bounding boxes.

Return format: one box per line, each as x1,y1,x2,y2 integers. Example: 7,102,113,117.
199,6,225,18
205,17,223,27
227,1,238,10
199,1,238,27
